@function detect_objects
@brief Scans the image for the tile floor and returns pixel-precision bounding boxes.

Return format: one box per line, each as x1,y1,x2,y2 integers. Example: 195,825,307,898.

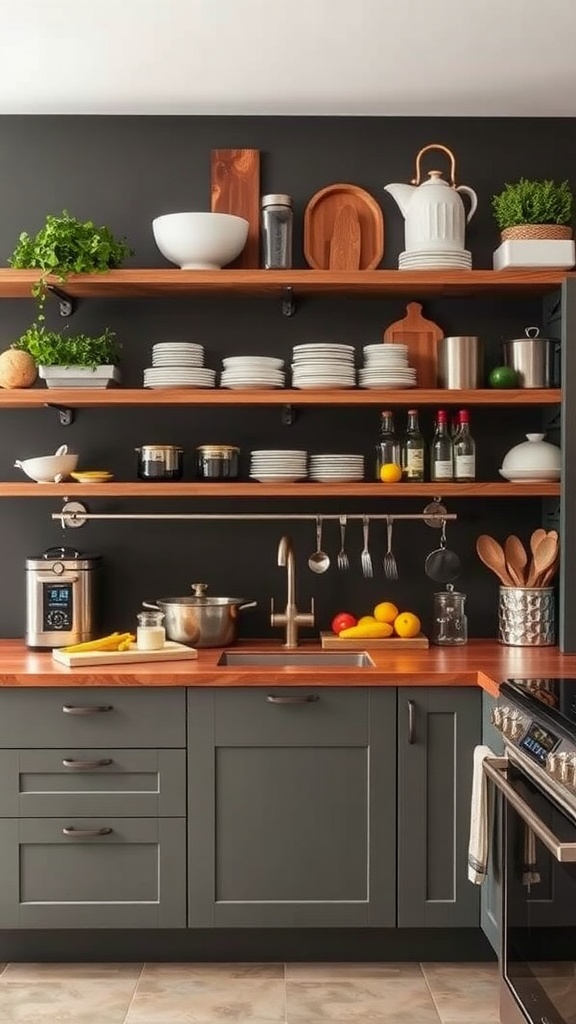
0,960,500,1023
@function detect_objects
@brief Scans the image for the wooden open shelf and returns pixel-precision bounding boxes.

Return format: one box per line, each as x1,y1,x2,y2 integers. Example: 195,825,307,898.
0,268,569,300
0,388,562,409
2,482,561,499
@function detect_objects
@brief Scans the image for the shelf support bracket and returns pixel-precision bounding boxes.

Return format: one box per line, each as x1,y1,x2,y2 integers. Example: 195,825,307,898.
58,501,88,529
281,404,297,426
45,403,75,427
281,286,295,318
46,283,76,318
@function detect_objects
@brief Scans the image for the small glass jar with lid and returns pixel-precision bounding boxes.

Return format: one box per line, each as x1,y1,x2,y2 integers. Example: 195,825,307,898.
136,609,166,651
196,445,240,480
432,584,468,646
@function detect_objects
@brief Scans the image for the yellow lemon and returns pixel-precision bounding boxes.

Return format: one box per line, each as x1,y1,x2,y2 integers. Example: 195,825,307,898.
357,615,377,626
380,463,403,483
394,612,421,639
373,601,399,624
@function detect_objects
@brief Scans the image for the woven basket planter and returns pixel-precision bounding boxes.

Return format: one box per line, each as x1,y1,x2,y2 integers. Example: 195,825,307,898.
501,224,573,241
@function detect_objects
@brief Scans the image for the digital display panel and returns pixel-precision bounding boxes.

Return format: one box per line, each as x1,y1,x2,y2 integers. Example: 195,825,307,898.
520,722,560,765
43,583,72,629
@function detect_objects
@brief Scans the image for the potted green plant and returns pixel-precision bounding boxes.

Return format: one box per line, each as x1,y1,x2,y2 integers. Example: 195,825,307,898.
492,178,573,241
8,210,133,319
12,324,121,388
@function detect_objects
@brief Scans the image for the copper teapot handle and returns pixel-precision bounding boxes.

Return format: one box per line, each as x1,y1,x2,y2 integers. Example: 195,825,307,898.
411,143,457,186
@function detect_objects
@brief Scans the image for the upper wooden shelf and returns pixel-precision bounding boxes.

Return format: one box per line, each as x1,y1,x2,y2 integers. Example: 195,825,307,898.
0,268,569,300
1,482,561,499
0,388,562,409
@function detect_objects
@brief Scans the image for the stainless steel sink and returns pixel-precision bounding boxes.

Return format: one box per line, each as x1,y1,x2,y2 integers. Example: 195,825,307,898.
218,651,374,668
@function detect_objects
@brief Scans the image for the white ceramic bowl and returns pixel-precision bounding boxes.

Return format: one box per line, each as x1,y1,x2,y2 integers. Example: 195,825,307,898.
152,212,249,270
501,432,561,474
14,452,79,483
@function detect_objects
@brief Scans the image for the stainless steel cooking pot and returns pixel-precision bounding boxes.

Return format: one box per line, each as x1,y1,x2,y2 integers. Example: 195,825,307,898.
503,327,558,388
144,583,256,648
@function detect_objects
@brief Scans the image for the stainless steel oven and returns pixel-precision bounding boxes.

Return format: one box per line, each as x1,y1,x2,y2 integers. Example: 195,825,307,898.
487,678,576,1024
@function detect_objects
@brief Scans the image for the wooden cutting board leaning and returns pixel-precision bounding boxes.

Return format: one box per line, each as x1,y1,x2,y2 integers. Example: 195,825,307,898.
304,183,384,270
383,301,443,388
210,148,260,268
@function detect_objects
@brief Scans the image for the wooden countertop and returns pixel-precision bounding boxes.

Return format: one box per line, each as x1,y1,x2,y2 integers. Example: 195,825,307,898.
0,639,575,696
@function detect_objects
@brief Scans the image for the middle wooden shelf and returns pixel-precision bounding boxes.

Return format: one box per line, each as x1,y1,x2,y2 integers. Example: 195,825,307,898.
1,482,561,498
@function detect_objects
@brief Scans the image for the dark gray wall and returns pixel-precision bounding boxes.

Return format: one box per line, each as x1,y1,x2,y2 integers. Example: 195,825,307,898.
0,116,568,639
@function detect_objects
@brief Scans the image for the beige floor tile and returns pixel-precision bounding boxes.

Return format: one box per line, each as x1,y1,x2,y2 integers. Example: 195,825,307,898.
0,971,5,981
286,978,441,1023
126,977,286,1023
0,979,137,1022
421,963,499,1023
286,964,423,981
1,963,143,982
141,963,284,980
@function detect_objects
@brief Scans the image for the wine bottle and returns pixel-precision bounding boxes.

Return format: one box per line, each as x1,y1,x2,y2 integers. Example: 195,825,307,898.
430,409,454,481
402,409,425,482
454,408,476,481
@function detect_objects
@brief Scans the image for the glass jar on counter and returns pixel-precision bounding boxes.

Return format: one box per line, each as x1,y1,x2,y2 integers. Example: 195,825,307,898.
432,584,468,646
136,609,166,651
196,445,240,480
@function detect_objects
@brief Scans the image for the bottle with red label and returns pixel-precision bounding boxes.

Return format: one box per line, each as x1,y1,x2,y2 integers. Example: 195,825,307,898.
430,409,454,482
454,409,476,481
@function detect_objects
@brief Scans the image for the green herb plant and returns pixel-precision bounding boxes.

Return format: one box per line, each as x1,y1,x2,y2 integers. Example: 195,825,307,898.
492,178,573,230
13,325,120,369
8,210,133,320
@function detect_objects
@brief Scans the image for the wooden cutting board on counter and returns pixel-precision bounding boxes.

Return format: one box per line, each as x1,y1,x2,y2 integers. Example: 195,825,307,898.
320,632,429,650
210,148,260,268
52,641,198,668
383,302,443,388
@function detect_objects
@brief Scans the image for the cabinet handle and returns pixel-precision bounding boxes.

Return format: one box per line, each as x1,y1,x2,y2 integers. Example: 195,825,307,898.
266,694,319,704
62,759,113,770
62,827,113,838
407,699,416,744
62,705,113,715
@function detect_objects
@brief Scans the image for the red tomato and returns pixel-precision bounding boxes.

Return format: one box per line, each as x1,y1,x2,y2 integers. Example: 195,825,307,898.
331,612,357,634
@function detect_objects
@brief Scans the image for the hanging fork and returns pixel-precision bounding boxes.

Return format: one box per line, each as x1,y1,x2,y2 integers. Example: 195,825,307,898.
337,515,349,571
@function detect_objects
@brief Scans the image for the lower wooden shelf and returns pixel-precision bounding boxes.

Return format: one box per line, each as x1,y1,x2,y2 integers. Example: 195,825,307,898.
1,481,561,498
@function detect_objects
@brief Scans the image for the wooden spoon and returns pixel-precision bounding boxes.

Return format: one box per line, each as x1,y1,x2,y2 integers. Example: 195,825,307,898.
540,556,560,588
504,535,527,587
527,535,558,587
476,535,515,587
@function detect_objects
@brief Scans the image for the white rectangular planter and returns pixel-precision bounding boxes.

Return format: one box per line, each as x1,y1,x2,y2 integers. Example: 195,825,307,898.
493,239,575,270
38,365,121,389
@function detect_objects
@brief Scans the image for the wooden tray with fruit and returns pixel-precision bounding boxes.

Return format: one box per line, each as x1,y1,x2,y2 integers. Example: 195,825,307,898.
324,603,428,649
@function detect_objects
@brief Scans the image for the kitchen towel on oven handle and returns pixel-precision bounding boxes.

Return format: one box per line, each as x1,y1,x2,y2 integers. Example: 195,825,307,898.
468,744,496,884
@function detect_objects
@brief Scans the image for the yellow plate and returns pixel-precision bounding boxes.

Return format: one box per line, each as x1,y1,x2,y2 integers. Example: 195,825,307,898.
70,471,114,482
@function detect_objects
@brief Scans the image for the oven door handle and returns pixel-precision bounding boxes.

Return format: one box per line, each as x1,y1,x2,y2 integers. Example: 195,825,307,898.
483,757,576,863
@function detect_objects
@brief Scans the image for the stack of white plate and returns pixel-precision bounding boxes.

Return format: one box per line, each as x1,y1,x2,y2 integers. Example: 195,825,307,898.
359,344,417,389
144,342,215,388
398,249,472,270
220,356,285,390
309,454,365,482
291,343,356,389
249,450,308,483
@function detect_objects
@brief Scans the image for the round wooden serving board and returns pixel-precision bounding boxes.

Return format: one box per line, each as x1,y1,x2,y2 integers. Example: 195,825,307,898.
304,183,385,270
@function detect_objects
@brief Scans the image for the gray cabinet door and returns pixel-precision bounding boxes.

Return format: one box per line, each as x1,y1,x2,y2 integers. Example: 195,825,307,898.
0,817,186,928
397,686,481,927
188,687,396,928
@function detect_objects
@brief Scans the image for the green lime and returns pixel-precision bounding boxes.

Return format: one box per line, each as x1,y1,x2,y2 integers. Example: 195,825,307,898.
489,365,518,388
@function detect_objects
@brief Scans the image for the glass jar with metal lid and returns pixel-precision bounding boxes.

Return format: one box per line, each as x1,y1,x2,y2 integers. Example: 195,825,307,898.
135,444,183,480
196,445,240,480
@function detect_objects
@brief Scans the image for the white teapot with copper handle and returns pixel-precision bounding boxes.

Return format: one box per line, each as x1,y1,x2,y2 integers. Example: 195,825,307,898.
384,144,477,253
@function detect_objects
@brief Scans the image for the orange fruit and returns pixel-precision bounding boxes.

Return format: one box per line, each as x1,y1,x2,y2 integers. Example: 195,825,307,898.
373,601,399,624
394,611,421,638
379,463,402,483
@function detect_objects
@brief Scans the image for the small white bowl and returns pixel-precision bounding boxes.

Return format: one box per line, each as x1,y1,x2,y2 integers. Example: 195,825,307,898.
15,449,79,483
152,212,249,270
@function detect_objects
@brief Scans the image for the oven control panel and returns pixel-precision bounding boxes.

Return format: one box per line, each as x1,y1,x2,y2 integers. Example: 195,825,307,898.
491,703,576,791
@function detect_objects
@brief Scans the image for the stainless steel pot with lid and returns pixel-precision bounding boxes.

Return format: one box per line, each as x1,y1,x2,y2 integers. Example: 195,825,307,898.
502,326,558,388
144,583,256,648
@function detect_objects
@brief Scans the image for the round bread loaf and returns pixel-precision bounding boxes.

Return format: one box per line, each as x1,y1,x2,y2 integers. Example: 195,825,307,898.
0,349,37,388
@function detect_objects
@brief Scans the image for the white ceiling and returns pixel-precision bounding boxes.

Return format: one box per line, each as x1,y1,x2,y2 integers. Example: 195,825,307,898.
2,0,576,116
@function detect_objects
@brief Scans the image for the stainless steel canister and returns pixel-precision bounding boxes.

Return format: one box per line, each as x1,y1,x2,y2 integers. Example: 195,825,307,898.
437,336,483,389
498,586,555,646
503,327,557,388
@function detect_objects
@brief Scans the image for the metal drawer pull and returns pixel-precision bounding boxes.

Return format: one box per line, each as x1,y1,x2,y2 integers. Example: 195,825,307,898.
62,827,113,838
266,694,319,704
407,699,416,744
484,757,576,863
62,759,113,770
62,705,113,715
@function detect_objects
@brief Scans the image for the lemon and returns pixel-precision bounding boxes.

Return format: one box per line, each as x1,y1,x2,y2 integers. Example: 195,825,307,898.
380,463,402,483
374,601,399,624
394,612,421,639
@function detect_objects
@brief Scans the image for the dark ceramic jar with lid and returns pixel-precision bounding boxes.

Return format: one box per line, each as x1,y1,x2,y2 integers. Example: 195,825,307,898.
135,444,183,480
196,445,239,480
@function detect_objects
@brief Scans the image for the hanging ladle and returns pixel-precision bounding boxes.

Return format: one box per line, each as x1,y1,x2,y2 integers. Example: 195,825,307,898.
308,515,330,574
425,519,462,583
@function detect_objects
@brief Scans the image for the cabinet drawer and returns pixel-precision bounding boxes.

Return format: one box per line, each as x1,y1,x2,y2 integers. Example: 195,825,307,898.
208,688,370,746
0,688,186,748
0,817,186,929
0,749,185,817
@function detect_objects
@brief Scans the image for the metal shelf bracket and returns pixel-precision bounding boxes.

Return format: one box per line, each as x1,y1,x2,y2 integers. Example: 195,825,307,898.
59,501,88,528
281,404,297,426
46,283,76,317
281,286,295,317
45,403,75,427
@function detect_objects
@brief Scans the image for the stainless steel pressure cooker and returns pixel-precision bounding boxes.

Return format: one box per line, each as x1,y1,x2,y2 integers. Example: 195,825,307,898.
25,547,101,649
